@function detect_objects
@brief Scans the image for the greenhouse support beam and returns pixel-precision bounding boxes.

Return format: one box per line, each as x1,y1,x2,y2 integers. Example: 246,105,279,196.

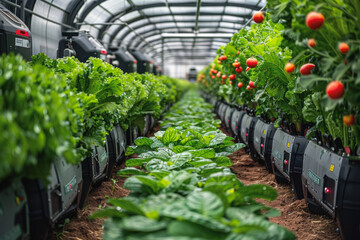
76,22,126,26
194,0,202,33
161,33,233,38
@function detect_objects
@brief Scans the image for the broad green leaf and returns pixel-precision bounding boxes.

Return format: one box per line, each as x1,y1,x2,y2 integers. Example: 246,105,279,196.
186,191,224,218
209,133,227,146
135,137,154,146
89,208,126,219
189,159,214,167
121,216,167,232
107,198,145,215
145,159,170,172
212,157,233,167
167,221,228,239
173,145,194,153
161,203,231,232
235,185,278,203
188,149,216,158
126,158,150,167
118,167,147,176
223,143,245,153
161,127,181,145
169,152,192,169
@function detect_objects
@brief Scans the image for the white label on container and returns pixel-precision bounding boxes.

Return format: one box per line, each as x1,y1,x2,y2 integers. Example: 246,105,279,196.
15,38,30,48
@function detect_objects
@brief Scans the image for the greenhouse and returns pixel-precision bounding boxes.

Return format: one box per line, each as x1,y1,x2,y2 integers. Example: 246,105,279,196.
0,0,359,240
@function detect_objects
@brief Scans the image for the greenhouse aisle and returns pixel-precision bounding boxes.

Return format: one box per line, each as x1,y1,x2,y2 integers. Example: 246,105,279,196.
47,124,340,240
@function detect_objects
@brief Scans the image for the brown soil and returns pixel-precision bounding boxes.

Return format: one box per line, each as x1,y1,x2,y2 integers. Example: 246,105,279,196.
48,124,341,240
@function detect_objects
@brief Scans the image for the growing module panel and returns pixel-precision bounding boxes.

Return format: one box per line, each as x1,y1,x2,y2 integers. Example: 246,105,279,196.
230,109,245,137
302,141,360,239
271,129,308,199
0,180,29,240
239,114,257,146
253,120,276,173
50,158,83,221
224,106,235,131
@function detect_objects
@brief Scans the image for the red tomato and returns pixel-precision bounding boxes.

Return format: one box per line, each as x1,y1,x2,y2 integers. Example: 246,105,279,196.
326,80,345,99
237,51,240,55
222,81,225,84
211,75,215,79
217,60,221,64
246,67,250,72
238,82,243,88
232,62,241,68
343,114,355,127
222,74,227,80
246,58,258,68
306,12,325,30
229,81,233,85
308,38,317,48
249,81,256,88
339,42,350,54
216,72,221,78
222,55,227,60
284,63,295,73
213,69,218,74
247,86,251,91
253,11,264,24
236,67,243,73
300,63,315,75
229,74,236,80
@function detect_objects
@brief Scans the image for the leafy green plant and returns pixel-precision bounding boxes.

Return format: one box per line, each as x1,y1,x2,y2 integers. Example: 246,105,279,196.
0,54,82,182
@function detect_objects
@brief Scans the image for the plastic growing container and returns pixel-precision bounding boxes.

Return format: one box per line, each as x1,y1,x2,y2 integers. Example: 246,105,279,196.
271,129,308,199
0,180,30,240
230,108,245,138
23,158,82,239
302,141,360,240
252,119,276,173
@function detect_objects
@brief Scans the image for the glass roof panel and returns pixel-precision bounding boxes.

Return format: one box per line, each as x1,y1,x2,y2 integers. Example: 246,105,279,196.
222,15,245,23
200,6,224,14
149,16,174,23
106,20,126,36
128,19,150,29
132,0,165,5
228,0,259,5
47,0,72,10
198,15,222,22
202,0,227,2
170,7,195,14
177,22,194,28
120,11,141,22
173,15,196,21
142,7,170,16
76,0,96,20
155,22,177,29
100,1,129,15
84,5,111,23
219,22,241,29
225,6,252,16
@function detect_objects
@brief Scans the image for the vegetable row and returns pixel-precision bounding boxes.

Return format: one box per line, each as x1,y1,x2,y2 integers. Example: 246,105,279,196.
91,90,296,240
198,0,360,156
0,53,189,183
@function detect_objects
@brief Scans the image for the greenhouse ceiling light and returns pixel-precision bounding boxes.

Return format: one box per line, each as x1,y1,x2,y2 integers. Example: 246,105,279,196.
161,33,233,38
